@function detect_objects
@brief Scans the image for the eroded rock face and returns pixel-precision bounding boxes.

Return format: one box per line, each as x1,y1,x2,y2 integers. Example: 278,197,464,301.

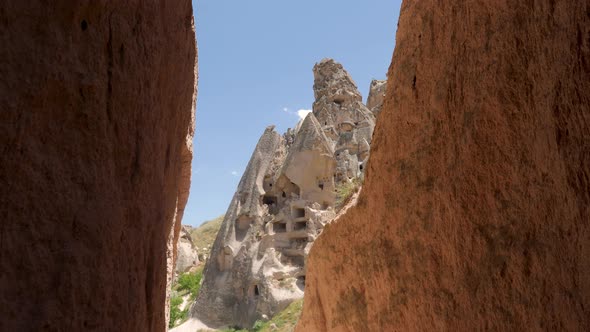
312,59,376,180
190,126,285,328
176,226,200,274
188,60,377,329
297,1,590,331
0,2,197,331
366,79,387,116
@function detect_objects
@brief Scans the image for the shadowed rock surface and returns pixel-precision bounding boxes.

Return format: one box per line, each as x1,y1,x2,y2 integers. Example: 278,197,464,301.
0,2,197,331
184,60,380,330
297,1,590,331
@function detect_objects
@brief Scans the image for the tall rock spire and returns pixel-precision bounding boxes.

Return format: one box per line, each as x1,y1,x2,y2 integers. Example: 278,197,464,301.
179,59,382,330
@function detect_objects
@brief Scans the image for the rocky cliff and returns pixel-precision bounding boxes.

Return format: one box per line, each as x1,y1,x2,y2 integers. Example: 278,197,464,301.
187,60,380,329
176,226,200,274
0,2,197,331
366,79,387,116
297,1,590,331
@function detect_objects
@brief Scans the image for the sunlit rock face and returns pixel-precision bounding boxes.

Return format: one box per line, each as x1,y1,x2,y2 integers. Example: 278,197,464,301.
0,2,197,331
175,226,200,274
188,59,380,329
366,79,387,116
297,1,590,331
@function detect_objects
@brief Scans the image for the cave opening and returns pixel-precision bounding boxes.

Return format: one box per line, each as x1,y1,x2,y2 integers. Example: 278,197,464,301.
263,195,278,214
293,207,305,219
263,195,277,205
296,276,306,291
248,284,261,299
273,222,287,233
294,220,307,231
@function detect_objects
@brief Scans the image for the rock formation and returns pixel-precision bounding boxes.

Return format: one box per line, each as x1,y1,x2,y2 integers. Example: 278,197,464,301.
0,2,197,331
187,59,380,329
297,1,590,331
175,226,200,274
366,79,387,116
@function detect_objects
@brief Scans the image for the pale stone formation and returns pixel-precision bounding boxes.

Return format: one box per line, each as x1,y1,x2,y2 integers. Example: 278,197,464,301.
188,126,284,328
312,59,377,180
181,59,378,330
175,226,200,274
366,79,387,116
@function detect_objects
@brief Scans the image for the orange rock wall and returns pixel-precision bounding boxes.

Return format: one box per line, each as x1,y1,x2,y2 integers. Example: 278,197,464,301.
0,1,196,331
297,1,590,331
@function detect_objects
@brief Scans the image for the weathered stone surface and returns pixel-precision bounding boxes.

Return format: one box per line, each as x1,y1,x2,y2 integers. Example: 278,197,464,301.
0,2,197,331
312,59,375,152
183,60,378,330
297,1,590,331
366,79,387,116
175,226,200,274
189,126,285,328
312,59,376,183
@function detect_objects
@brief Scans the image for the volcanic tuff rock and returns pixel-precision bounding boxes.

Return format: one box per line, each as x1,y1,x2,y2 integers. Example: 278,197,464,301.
297,1,590,331
175,226,200,274
0,2,197,331
366,79,387,116
186,60,381,329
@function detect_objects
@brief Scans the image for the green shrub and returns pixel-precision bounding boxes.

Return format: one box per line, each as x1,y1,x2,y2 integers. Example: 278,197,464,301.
252,320,265,331
249,299,303,332
169,267,205,328
169,295,188,328
335,179,360,211
177,268,203,300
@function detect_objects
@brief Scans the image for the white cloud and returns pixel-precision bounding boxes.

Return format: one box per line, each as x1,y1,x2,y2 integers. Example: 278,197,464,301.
282,107,312,123
296,109,312,120
231,171,239,176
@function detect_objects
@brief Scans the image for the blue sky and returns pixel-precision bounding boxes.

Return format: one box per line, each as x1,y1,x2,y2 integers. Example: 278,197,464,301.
184,0,402,226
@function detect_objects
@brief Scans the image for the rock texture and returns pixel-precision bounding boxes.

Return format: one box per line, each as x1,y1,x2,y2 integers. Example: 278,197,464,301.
175,226,200,274
186,60,380,329
297,1,590,331
0,2,197,331
366,79,387,116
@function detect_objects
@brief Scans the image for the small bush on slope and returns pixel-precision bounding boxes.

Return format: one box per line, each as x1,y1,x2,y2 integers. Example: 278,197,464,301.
254,298,304,332
169,295,187,328
335,179,360,211
169,266,205,328
176,267,203,300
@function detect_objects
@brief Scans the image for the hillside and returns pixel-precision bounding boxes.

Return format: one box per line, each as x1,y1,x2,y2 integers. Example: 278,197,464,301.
190,215,224,258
